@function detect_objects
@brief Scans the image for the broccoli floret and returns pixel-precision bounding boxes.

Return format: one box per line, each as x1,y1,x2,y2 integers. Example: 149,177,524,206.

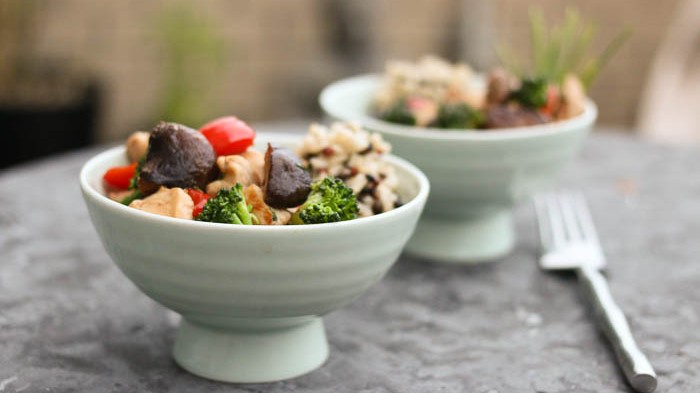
120,189,143,205
290,177,359,225
435,103,485,129
509,78,549,108
128,156,145,190
196,183,254,225
379,100,416,126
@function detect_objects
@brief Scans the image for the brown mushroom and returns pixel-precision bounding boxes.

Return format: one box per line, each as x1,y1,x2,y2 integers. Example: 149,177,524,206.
262,144,311,208
486,68,518,107
485,104,549,129
139,122,218,196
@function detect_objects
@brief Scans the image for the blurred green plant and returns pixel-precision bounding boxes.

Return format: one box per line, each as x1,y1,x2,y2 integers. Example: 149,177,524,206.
154,1,225,127
496,7,631,89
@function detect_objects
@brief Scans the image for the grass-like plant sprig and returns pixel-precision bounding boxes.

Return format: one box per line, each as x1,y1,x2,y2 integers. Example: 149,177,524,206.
497,7,631,89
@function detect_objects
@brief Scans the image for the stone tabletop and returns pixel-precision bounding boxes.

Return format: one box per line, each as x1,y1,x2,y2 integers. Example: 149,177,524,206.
1,127,699,393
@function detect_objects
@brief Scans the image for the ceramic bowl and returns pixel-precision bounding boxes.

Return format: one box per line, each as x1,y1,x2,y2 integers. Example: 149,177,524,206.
320,74,597,263
79,133,429,383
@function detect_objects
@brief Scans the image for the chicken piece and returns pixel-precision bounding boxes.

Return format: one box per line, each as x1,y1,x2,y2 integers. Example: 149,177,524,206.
129,187,193,219
107,189,133,202
206,150,265,196
271,208,292,225
406,98,439,127
558,73,586,120
243,184,273,225
126,131,150,162
243,184,292,225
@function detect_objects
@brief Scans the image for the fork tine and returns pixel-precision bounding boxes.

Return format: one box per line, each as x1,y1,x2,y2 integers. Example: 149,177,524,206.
571,192,601,244
534,195,554,250
543,193,567,249
559,192,584,241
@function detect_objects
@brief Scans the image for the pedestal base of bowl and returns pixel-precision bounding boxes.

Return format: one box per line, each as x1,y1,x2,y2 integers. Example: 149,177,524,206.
405,210,515,263
173,317,329,383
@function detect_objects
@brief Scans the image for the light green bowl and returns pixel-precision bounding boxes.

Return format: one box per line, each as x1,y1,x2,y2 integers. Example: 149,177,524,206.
320,74,597,263
80,133,429,383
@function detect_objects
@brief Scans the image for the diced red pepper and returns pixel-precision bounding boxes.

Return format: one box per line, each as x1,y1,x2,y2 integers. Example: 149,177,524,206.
540,85,560,116
187,188,211,218
200,116,255,156
103,162,138,189
407,97,432,111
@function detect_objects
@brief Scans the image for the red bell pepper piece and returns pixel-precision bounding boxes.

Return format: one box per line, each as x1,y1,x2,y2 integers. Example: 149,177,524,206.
200,116,255,156
187,188,211,218
540,85,560,116
103,162,138,189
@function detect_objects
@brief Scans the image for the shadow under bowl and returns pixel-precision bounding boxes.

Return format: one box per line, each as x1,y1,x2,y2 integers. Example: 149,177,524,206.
320,74,597,263
80,133,429,383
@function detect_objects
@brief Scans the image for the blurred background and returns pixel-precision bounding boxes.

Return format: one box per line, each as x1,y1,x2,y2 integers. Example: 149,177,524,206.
1,0,698,168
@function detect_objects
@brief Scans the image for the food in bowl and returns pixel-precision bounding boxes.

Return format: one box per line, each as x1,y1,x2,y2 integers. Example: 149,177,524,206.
372,56,588,129
317,8,620,263
80,130,430,383
101,116,401,225
372,9,629,130
298,122,399,217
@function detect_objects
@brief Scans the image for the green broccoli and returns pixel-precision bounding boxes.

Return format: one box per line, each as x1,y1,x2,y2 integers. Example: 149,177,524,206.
380,100,416,126
508,77,549,108
435,102,484,129
120,189,143,205
196,183,254,225
128,156,145,190
290,177,359,225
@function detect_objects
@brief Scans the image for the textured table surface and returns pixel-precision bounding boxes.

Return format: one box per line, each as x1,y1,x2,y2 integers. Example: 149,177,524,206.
1,127,699,393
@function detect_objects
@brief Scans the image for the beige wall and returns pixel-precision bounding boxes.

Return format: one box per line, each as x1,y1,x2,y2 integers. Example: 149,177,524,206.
491,0,679,128
27,0,678,141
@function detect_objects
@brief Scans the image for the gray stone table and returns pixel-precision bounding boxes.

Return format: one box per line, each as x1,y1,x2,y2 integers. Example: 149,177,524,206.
1,126,699,393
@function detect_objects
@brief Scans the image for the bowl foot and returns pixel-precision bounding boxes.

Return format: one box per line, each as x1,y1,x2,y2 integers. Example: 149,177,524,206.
405,210,515,263
173,318,329,383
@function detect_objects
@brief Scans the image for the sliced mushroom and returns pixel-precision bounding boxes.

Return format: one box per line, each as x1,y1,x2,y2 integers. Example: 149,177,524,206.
485,104,549,129
486,68,517,107
262,144,311,208
139,122,218,196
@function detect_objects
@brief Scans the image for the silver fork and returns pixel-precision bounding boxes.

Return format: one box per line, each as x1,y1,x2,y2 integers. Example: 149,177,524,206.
534,192,657,393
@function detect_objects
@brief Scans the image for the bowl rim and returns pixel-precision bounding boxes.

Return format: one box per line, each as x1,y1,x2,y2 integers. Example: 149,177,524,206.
80,132,430,233
319,73,598,141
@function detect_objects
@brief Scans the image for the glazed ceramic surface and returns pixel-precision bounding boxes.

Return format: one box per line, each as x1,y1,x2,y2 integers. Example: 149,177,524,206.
320,74,597,263
80,133,429,383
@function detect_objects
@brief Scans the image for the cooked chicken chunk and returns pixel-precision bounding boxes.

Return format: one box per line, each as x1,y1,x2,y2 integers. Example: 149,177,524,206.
243,184,272,225
271,208,292,225
206,150,264,196
129,187,193,219
126,131,150,162
107,189,133,202
558,73,586,120
243,184,292,225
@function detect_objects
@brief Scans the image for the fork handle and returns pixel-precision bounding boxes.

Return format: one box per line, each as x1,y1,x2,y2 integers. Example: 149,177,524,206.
576,265,657,393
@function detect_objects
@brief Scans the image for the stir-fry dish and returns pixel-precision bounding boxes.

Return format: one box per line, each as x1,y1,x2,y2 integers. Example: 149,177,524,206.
373,56,589,130
102,117,401,225
373,10,629,130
